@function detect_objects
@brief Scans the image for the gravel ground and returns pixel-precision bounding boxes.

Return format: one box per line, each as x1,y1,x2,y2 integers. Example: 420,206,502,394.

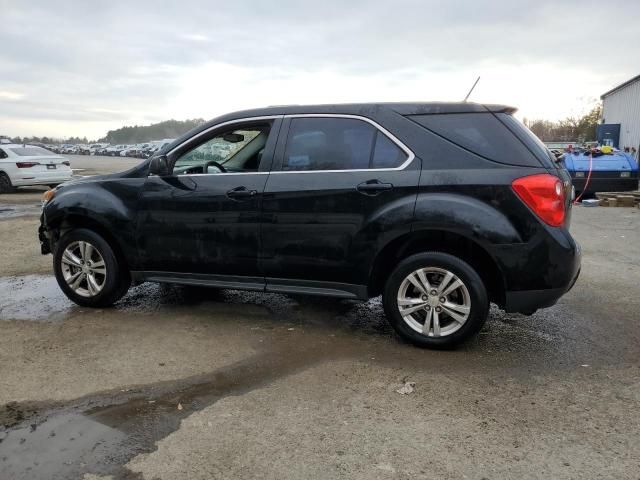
0,166,638,479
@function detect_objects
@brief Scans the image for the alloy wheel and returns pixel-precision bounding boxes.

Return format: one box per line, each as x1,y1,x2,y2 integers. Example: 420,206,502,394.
397,267,471,337
61,240,107,297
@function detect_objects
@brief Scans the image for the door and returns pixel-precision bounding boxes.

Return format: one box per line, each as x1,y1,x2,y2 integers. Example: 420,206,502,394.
260,115,420,294
136,117,282,280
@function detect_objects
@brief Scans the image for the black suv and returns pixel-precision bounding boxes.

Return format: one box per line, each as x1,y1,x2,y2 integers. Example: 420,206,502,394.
39,103,581,347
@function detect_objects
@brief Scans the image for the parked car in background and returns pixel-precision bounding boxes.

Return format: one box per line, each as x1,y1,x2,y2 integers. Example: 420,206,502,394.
124,145,142,157
145,140,174,157
60,144,77,155
562,147,639,193
104,145,126,156
0,144,73,192
95,145,111,155
88,144,109,155
39,102,580,348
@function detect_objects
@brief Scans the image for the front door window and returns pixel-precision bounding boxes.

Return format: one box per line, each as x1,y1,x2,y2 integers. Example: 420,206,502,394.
173,126,270,175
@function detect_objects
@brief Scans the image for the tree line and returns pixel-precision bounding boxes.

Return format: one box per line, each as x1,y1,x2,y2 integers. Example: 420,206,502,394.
2,135,89,145
523,104,601,143
100,118,205,144
2,118,205,145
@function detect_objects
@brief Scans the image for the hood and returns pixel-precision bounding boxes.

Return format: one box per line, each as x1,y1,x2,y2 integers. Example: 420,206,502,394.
563,152,637,172
55,159,150,189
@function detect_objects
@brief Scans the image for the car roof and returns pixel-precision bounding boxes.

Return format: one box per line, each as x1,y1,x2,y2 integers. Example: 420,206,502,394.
215,101,515,121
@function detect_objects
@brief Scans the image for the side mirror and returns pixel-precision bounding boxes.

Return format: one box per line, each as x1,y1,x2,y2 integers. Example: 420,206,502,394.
149,155,169,176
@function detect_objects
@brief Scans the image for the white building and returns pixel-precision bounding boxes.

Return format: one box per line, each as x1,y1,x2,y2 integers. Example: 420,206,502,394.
601,74,640,155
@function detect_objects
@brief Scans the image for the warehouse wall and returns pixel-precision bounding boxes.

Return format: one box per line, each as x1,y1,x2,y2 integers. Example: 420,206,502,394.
602,78,640,156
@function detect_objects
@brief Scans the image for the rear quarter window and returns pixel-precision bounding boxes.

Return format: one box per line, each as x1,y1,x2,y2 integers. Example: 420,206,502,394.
408,113,542,167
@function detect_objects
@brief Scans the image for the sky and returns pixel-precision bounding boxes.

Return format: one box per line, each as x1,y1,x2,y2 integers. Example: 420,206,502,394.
1,0,639,140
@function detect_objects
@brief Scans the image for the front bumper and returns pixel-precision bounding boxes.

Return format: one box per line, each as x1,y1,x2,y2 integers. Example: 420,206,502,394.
38,213,52,254
503,240,581,314
571,176,638,193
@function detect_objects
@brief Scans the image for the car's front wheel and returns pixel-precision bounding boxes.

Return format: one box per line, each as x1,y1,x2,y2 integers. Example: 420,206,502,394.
53,228,130,307
383,252,489,348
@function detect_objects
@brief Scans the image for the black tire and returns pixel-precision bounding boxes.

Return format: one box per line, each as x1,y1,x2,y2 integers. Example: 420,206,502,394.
0,172,14,193
382,252,489,349
53,228,130,307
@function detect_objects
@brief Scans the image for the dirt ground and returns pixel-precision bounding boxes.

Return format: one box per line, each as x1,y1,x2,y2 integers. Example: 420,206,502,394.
0,161,639,479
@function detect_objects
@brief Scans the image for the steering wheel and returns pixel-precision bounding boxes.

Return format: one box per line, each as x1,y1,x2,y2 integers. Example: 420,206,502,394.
204,160,227,173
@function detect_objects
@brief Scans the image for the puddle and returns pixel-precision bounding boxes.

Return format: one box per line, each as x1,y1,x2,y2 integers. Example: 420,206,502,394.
0,276,75,321
0,276,398,478
0,275,391,338
0,204,41,219
0,335,358,480
0,413,126,480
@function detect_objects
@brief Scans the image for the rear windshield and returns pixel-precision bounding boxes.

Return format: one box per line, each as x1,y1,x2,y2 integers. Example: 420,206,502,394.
10,147,53,156
408,112,542,167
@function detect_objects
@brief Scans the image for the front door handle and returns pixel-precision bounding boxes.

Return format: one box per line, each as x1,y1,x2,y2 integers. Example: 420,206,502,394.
356,180,394,195
226,186,258,200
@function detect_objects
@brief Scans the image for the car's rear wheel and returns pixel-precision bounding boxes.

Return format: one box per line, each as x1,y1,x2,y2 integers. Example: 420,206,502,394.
0,173,14,193
53,228,130,307
383,252,489,348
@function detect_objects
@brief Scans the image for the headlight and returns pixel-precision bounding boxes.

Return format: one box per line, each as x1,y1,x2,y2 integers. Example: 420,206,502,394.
42,189,55,205
575,171,585,178
620,171,630,178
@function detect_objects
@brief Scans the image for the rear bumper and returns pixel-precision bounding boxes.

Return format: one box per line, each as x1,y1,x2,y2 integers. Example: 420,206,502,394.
13,174,73,186
503,241,581,314
571,176,638,193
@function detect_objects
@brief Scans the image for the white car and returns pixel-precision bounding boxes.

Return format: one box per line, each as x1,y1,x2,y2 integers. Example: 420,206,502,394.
0,144,73,193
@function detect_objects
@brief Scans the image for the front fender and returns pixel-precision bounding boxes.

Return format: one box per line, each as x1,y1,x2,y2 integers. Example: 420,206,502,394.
42,178,144,265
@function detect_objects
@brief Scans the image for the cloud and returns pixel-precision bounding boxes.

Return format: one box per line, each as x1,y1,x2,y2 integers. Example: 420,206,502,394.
0,91,24,100
0,0,638,139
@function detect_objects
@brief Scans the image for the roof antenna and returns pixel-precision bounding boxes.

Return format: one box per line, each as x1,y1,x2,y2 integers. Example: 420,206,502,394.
463,76,481,102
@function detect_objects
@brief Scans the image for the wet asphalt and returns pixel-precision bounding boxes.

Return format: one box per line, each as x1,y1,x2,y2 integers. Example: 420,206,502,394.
0,162,638,479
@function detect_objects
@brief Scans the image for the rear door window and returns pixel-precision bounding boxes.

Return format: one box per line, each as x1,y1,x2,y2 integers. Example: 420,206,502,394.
371,131,407,168
408,113,542,167
282,117,408,171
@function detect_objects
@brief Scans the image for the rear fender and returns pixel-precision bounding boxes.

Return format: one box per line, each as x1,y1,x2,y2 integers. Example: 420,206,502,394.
412,192,522,245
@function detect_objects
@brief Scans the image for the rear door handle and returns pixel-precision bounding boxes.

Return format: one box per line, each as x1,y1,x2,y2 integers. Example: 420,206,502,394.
356,180,394,195
226,186,258,200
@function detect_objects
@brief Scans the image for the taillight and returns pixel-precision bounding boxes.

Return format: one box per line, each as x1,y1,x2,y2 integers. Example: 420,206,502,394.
16,162,40,168
512,174,565,227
